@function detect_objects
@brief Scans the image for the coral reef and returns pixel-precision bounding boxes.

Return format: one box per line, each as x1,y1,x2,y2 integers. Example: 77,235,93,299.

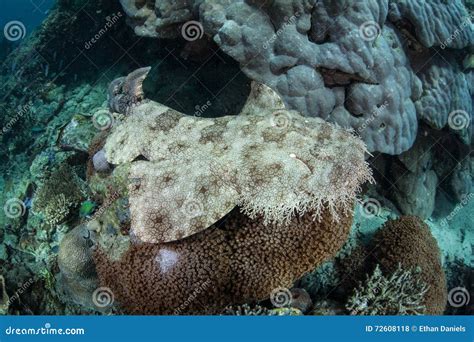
223,304,272,316
119,0,193,39
0,0,472,318
57,224,98,308
94,206,353,314
119,0,429,155
414,56,472,144
389,134,438,219
0,275,10,315
371,216,448,315
346,264,429,315
32,165,85,226
388,0,474,49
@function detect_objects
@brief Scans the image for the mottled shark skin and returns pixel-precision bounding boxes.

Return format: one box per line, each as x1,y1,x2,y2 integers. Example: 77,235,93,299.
102,79,372,244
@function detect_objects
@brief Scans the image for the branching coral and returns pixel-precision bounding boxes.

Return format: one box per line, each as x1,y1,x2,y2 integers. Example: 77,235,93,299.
102,76,372,244
33,165,84,226
94,205,353,314
371,216,448,315
346,264,429,316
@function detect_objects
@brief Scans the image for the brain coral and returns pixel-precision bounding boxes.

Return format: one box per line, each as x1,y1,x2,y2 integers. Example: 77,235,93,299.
102,77,372,244
94,205,353,314
371,216,447,315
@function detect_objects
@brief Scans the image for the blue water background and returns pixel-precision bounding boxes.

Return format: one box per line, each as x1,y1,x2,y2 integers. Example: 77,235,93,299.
0,0,55,37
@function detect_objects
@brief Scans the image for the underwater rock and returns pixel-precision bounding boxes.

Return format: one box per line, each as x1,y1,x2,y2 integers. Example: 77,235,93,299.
59,114,97,152
371,216,448,315
94,206,353,315
102,78,372,244
289,288,313,314
92,149,111,173
142,52,252,118
107,67,151,115
448,157,474,203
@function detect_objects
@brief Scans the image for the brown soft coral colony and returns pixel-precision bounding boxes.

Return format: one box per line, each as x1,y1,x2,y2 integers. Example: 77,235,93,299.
94,205,353,314
371,216,447,315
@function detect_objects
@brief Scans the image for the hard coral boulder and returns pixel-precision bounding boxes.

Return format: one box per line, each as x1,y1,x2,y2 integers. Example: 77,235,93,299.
388,0,474,49
202,0,421,154
119,0,422,155
414,56,472,145
57,224,99,308
371,216,447,315
119,0,193,38
94,205,353,315
389,134,438,219
102,77,372,244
